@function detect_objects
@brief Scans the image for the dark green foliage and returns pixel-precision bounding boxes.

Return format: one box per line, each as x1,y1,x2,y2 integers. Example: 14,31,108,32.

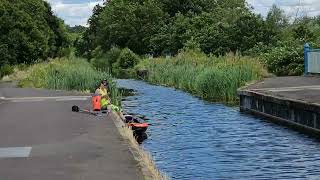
66,25,87,34
74,4,105,58
116,48,140,69
98,0,167,55
293,24,314,41
112,48,140,78
264,5,289,44
0,64,14,78
90,47,140,78
262,41,304,76
0,0,70,67
91,46,122,73
78,0,266,57
76,1,320,76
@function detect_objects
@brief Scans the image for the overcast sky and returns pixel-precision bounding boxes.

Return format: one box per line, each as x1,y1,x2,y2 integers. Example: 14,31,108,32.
46,0,320,27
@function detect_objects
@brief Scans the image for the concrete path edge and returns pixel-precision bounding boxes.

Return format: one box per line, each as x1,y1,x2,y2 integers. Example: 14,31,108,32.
110,112,157,180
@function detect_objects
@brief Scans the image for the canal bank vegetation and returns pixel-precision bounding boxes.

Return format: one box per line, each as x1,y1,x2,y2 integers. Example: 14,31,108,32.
69,0,320,104
11,56,121,106
136,50,268,103
75,0,320,78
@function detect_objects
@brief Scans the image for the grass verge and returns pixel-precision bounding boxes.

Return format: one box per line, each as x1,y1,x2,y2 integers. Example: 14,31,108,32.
11,56,121,106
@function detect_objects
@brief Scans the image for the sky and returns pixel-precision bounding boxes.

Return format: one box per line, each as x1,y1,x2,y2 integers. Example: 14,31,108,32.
46,0,320,27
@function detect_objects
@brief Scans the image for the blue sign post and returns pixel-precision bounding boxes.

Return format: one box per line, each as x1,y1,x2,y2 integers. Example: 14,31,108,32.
304,43,310,75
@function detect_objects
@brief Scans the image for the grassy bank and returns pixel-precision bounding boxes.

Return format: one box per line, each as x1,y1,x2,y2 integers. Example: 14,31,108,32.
16,57,121,106
114,113,169,180
137,50,268,103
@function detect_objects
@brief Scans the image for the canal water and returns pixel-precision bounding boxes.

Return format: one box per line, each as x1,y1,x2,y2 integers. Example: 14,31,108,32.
117,79,320,180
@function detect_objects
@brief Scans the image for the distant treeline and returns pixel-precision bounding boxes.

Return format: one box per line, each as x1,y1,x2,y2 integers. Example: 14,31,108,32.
76,0,320,76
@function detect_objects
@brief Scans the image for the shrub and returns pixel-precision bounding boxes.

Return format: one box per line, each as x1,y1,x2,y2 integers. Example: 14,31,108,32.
0,64,14,78
262,41,304,76
112,48,140,78
91,46,122,73
106,47,122,67
116,48,140,69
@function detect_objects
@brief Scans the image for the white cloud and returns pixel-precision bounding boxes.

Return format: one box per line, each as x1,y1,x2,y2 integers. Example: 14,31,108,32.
248,0,320,18
47,0,320,26
46,0,104,26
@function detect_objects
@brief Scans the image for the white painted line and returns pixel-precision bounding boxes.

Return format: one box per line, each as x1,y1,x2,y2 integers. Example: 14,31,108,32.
0,97,4,100
4,96,91,101
0,147,32,158
11,99,45,103
56,97,89,101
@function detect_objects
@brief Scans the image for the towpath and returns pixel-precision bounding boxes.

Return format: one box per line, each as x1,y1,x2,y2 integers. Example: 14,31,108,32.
0,82,143,180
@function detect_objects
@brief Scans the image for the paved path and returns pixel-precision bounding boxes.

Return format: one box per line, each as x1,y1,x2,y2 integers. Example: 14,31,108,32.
0,83,143,180
243,76,320,103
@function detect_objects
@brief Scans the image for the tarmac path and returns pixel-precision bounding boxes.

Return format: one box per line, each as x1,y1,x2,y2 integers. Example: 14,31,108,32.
0,83,143,180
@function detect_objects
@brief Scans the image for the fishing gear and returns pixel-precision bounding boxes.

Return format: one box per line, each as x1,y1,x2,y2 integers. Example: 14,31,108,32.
72,105,110,115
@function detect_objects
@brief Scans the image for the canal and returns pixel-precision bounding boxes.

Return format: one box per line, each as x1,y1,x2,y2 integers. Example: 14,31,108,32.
117,79,320,180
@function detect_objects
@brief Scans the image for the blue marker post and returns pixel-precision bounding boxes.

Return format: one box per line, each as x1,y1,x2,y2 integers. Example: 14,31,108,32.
304,43,310,75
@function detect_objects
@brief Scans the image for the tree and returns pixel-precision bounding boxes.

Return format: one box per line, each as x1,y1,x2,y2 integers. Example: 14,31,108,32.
66,25,87,34
0,0,70,66
265,4,289,44
78,0,293,57
97,0,167,55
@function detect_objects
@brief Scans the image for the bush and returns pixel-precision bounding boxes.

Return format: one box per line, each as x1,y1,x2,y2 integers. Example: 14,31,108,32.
262,41,304,76
57,47,74,57
243,42,273,57
91,46,122,73
107,47,122,67
112,48,140,77
116,48,140,69
0,64,14,78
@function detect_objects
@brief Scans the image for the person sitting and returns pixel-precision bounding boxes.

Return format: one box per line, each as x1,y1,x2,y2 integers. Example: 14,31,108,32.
95,80,110,110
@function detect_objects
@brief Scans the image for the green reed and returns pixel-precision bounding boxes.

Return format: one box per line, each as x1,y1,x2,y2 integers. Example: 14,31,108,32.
141,50,267,103
19,57,122,106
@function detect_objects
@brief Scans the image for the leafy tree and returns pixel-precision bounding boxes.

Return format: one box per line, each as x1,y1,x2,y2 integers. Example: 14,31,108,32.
67,25,87,34
97,0,167,55
158,0,217,16
0,0,70,67
265,5,289,43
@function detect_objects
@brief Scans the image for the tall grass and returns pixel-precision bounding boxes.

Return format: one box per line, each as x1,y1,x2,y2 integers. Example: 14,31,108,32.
140,50,268,103
18,56,122,106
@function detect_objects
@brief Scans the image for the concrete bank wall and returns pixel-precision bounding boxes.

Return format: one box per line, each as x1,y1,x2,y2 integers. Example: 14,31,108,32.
238,90,320,136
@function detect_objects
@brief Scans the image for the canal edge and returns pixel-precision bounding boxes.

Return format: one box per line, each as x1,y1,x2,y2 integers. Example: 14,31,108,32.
110,112,169,180
237,88,320,137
